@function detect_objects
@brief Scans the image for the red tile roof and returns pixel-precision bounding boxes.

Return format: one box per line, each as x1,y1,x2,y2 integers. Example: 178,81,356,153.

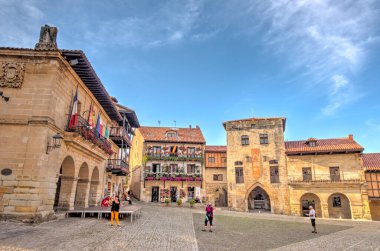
363,153,380,170
285,135,364,154
138,126,205,144
205,145,227,152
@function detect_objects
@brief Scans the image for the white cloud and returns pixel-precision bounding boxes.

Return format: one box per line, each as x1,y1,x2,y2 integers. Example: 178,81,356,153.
237,0,378,116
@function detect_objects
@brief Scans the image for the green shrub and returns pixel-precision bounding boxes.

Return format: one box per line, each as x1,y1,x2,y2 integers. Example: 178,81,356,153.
177,198,182,206
164,198,170,206
189,199,195,207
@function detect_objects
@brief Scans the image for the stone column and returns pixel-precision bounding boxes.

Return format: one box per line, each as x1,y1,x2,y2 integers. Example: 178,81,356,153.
75,179,90,208
88,181,100,206
58,176,76,210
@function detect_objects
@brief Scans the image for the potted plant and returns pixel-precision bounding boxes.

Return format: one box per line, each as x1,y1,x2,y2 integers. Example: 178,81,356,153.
177,198,182,206
189,199,195,208
164,198,170,206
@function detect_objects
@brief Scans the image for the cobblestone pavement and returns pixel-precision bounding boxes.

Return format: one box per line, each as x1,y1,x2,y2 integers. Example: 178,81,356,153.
0,203,379,251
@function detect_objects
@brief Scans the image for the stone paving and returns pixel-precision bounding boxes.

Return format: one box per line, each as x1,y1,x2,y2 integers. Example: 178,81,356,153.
0,203,379,251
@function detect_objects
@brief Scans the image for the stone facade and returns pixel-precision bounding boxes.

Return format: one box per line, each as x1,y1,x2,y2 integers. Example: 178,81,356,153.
224,118,290,213
0,26,134,220
287,153,371,220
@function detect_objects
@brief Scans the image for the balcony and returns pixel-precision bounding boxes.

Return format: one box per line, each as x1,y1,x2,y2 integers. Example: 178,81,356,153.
68,115,113,155
109,126,132,147
145,153,203,162
288,173,362,186
144,171,202,181
106,159,129,176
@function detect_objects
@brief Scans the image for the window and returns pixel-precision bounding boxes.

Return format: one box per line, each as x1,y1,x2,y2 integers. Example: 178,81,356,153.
302,167,312,181
187,147,195,157
241,135,249,146
170,164,178,173
187,164,196,174
167,132,177,138
213,174,223,181
152,164,161,173
270,166,279,183
260,134,268,144
365,171,380,198
309,141,316,147
329,167,340,181
208,157,215,163
332,196,341,207
234,161,243,166
235,167,244,183
221,157,227,163
269,160,278,165
153,146,161,156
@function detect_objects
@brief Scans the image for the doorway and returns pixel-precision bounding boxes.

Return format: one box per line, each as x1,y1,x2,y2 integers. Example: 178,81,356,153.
170,187,177,202
151,186,159,202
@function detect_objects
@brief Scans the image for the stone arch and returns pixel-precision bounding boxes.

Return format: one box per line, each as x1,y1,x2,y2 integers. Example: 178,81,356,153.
74,162,90,208
300,193,322,218
54,156,75,210
328,193,352,219
246,184,271,212
88,166,100,206
215,186,228,207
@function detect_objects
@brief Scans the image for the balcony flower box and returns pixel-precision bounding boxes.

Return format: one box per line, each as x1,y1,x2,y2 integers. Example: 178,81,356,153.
160,177,167,181
195,177,202,181
146,177,155,181
174,177,182,181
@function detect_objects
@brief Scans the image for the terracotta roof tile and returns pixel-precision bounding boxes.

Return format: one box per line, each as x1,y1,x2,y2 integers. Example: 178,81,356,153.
363,153,380,170
285,136,364,154
205,145,227,152
138,126,205,144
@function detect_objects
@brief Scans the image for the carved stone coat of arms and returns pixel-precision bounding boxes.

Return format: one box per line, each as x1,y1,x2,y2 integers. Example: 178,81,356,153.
0,62,26,88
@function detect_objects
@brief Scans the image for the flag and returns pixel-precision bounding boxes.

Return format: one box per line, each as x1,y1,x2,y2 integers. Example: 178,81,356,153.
105,125,109,138
95,113,101,137
99,116,104,136
87,102,94,129
69,86,78,129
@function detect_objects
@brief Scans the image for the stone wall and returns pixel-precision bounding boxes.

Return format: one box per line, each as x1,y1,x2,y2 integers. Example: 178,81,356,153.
225,118,290,213
0,49,120,220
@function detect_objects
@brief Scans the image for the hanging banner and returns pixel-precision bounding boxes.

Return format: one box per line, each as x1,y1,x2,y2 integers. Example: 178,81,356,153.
251,148,261,178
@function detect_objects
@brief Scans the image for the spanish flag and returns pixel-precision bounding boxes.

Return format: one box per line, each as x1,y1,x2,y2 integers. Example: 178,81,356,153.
172,146,177,153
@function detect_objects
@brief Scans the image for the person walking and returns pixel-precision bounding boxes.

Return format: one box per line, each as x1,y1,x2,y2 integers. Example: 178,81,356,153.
202,203,214,232
307,205,317,233
110,197,120,227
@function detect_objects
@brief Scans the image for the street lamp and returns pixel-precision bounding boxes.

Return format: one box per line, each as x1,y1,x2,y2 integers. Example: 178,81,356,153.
46,133,64,154
0,91,10,102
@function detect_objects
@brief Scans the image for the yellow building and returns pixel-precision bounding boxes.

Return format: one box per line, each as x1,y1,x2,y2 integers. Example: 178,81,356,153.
222,117,372,220
130,126,205,202
0,25,138,220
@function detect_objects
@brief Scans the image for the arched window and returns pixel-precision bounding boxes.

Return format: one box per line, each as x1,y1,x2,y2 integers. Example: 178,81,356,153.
241,135,249,146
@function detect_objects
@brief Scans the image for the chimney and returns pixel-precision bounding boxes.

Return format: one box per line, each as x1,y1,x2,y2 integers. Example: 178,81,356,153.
348,134,354,140
196,125,199,129
189,125,192,128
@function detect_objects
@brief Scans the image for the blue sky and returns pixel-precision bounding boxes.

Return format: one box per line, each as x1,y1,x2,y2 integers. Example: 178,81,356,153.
1,0,380,152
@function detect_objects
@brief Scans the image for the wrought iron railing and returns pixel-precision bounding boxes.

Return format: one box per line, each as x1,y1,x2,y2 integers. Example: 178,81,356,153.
145,153,203,162
144,171,202,181
68,115,113,155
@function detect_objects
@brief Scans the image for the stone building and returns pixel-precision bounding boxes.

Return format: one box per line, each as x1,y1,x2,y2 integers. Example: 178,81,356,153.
286,136,371,220
223,117,373,220
363,153,380,220
0,25,138,220
129,126,205,202
223,117,290,214
204,146,227,207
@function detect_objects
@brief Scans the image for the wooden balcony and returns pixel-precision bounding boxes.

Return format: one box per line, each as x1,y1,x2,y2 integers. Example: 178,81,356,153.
109,126,131,148
106,159,129,176
145,153,203,162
